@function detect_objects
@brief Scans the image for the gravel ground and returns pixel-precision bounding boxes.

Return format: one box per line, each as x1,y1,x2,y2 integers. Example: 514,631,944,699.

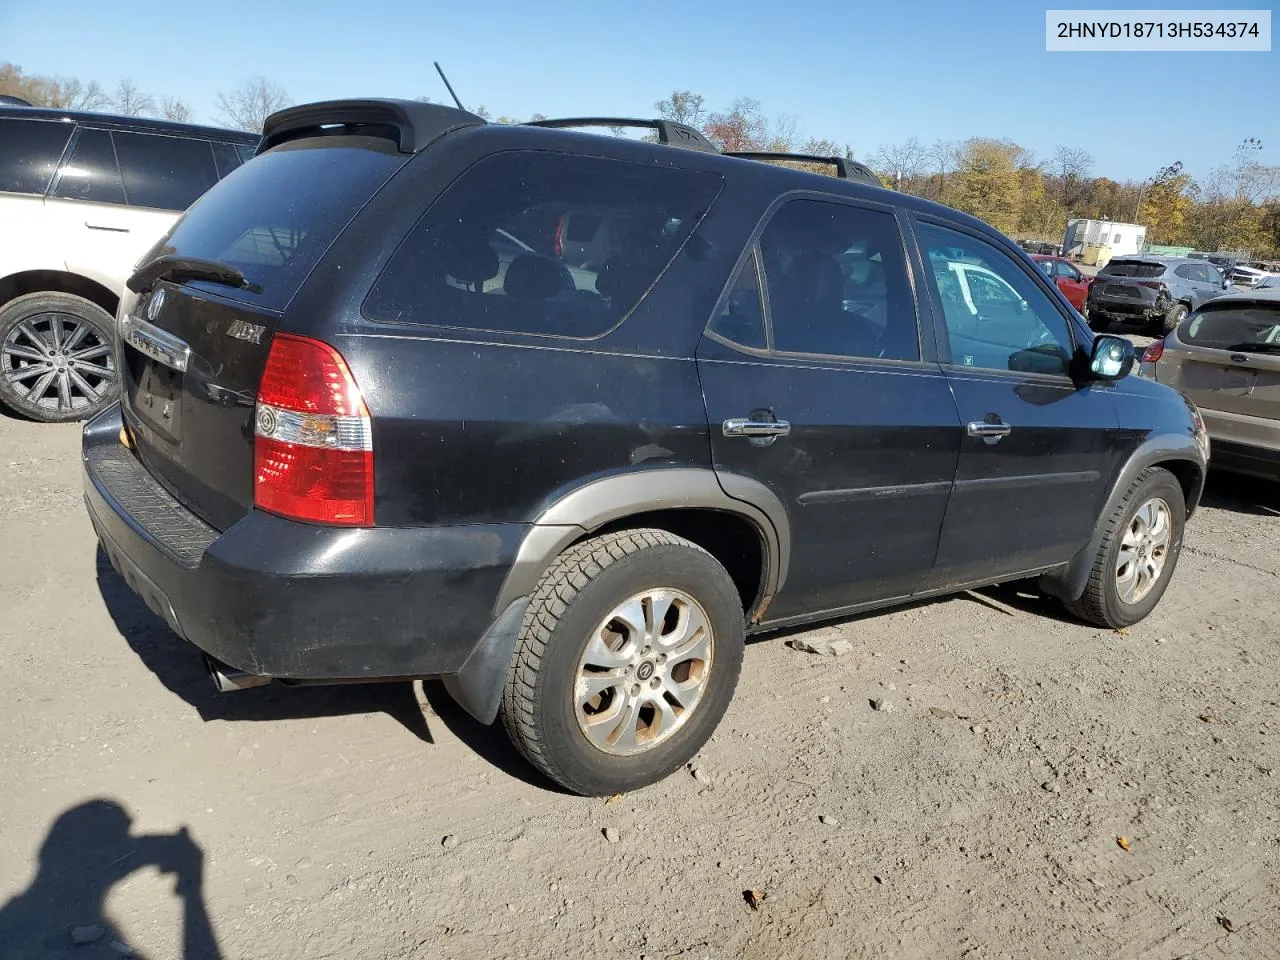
1,384,1277,960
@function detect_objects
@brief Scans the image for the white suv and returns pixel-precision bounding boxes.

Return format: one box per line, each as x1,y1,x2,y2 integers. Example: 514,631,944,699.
0,106,257,421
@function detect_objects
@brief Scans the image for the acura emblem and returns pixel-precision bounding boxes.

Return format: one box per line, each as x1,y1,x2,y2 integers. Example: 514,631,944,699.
146,288,166,320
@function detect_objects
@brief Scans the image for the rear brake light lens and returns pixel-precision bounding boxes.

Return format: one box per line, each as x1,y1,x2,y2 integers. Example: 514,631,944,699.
253,334,373,526
1141,339,1165,363
1136,280,1165,290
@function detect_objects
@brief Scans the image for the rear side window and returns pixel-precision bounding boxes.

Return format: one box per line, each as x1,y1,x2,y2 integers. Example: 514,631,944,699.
210,141,245,179
1182,306,1280,351
364,152,723,338
51,128,125,205
759,199,919,361
151,137,407,310
114,132,219,211
0,118,72,195
1102,260,1165,279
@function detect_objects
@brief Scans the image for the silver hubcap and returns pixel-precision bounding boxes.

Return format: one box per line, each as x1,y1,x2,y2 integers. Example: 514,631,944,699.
1116,497,1172,604
2,312,115,412
575,588,714,756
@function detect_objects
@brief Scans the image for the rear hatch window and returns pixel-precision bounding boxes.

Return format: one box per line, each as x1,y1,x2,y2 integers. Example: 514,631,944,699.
1101,260,1166,279
148,136,408,311
364,151,723,338
1182,305,1280,351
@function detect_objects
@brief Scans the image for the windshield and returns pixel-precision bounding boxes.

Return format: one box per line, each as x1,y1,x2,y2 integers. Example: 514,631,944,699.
1101,260,1166,279
146,137,407,311
1182,305,1280,350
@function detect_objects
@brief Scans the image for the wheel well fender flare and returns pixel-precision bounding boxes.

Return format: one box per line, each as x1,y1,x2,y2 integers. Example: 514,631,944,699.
1041,434,1205,602
492,468,789,622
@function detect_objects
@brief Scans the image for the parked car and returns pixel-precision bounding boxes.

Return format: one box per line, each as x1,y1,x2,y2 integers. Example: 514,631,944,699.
1139,290,1280,480
1031,254,1092,311
1087,256,1230,335
83,99,1209,796
1229,260,1280,289
0,106,257,422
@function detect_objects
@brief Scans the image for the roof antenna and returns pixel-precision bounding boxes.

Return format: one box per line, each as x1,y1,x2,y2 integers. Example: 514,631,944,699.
434,62,466,112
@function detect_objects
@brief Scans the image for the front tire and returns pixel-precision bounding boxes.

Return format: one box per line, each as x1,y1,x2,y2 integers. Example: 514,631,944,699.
1064,467,1186,628
0,292,118,422
501,529,745,796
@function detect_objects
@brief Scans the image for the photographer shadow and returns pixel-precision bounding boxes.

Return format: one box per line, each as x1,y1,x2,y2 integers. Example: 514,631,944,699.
0,799,219,959
95,548,431,742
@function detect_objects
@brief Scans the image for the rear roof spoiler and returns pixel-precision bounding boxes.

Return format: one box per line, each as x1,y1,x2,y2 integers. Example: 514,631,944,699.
526,117,718,154
723,151,881,187
258,98,485,155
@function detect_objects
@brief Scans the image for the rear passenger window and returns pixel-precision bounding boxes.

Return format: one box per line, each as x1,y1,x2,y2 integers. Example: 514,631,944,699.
0,118,73,195
364,152,722,338
113,132,219,210
709,250,767,349
51,128,125,205
758,199,918,361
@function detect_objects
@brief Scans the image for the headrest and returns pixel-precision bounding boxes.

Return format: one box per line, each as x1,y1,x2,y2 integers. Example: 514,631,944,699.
440,237,498,286
503,255,567,300
785,251,844,306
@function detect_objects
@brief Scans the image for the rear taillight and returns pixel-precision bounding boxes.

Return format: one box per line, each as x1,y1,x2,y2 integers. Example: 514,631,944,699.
1137,280,1166,290
1141,339,1165,363
253,333,373,527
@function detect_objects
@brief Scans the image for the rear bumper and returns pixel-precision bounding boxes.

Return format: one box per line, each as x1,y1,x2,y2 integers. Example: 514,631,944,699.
83,404,528,682
1211,439,1280,480
1088,291,1165,318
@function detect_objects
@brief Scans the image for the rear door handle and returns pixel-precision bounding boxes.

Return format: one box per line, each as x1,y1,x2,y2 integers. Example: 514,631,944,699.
967,420,1011,444
723,418,791,438
85,222,130,233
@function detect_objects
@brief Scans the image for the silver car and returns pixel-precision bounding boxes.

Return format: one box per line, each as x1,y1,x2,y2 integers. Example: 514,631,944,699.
1087,256,1230,336
1140,289,1280,479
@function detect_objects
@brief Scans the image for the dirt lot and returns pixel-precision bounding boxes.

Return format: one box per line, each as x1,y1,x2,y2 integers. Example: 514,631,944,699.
2,389,1278,960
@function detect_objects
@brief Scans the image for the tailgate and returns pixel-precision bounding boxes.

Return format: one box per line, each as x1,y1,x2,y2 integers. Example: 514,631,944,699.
121,285,278,530
118,133,410,530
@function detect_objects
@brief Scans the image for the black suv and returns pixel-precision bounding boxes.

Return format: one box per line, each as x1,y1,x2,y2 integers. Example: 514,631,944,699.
83,100,1209,795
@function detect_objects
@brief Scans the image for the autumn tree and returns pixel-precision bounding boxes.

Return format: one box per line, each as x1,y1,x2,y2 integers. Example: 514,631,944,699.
702,97,768,152
215,76,290,132
951,139,1024,234
112,78,155,117
870,138,928,194
653,91,706,129
0,62,108,110
159,97,192,122
1051,145,1093,212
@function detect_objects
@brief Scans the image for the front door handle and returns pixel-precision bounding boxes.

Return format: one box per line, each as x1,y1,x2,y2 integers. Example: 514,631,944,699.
723,417,791,438
967,419,1012,445
85,221,130,233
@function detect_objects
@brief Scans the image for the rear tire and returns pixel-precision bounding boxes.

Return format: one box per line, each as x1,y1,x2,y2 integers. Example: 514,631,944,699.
1160,302,1189,335
501,529,745,796
1089,311,1111,332
1063,467,1186,628
0,292,118,423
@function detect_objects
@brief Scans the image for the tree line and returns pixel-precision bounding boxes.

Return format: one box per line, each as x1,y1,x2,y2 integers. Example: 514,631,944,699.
5,65,1276,257
1,63,289,133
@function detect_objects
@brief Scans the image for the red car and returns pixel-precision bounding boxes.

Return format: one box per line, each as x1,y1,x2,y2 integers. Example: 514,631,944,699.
1030,254,1092,311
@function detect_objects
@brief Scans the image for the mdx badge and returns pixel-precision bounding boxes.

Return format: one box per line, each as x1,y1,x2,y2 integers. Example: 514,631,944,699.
227,319,266,344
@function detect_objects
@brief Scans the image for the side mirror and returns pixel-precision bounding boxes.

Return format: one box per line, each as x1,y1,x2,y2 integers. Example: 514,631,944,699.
1089,335,1133,380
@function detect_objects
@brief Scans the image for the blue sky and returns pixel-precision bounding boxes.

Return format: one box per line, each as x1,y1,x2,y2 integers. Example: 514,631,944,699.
3,0,1274,183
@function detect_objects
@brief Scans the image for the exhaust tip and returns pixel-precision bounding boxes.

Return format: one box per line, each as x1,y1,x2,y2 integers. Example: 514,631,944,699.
204,655,271,693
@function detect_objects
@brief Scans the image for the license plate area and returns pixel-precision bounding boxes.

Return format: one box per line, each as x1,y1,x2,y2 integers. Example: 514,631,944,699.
126,349,184,442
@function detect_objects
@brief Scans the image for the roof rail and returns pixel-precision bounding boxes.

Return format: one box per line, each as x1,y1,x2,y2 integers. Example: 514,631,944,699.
526,117,718,154
259,98,484,155
723,151,881,187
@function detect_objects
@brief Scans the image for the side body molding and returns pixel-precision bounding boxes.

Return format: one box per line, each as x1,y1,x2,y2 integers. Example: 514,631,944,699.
1040,433,1206,603
492,468,790,622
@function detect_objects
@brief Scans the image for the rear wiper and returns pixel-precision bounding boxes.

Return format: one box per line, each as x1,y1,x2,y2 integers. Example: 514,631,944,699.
127,255,261,294
1223,341,1280,354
